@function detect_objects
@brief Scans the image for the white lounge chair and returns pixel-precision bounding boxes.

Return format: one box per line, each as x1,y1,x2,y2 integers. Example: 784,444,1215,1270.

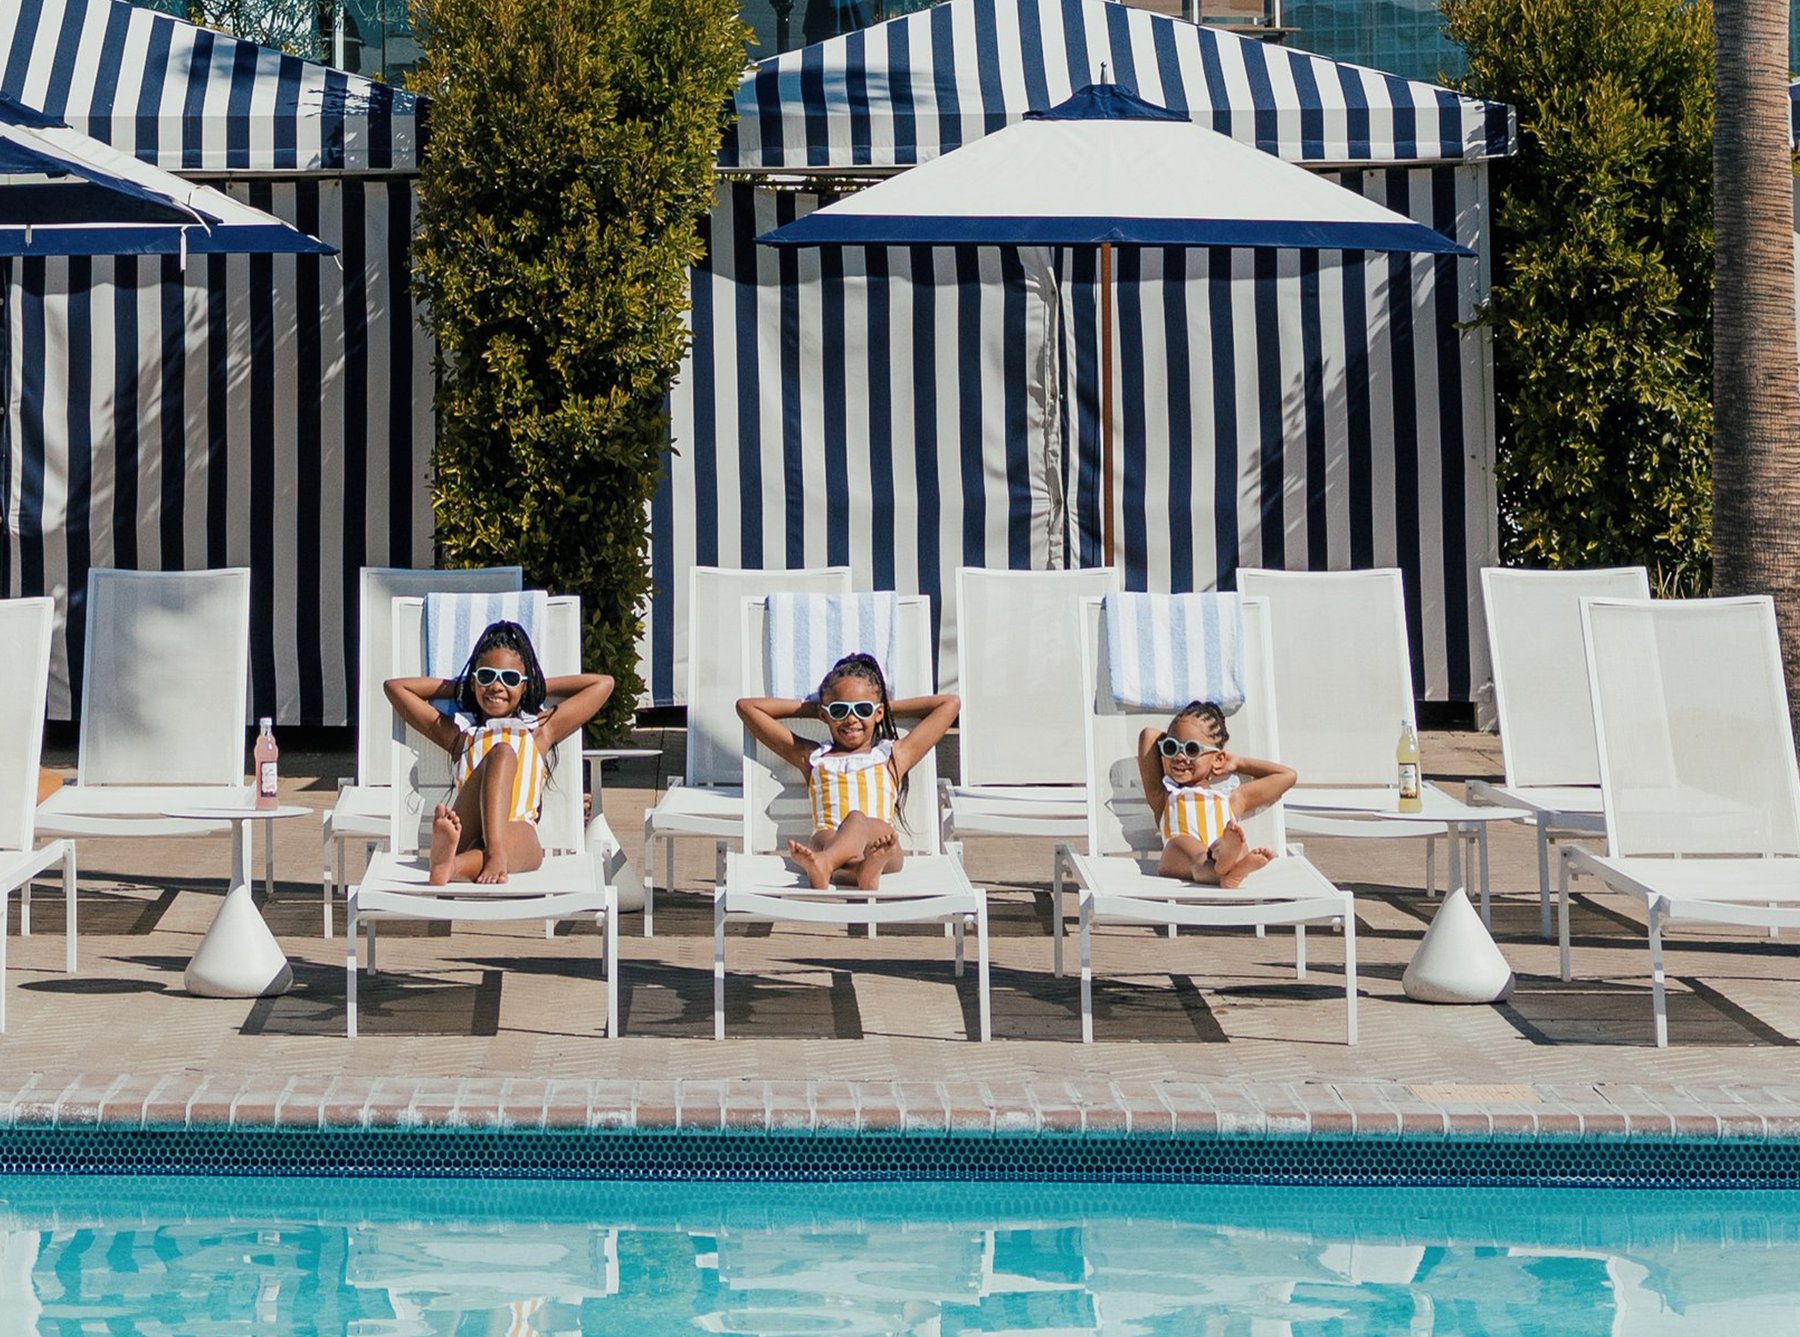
345,594,616,1038
0,598,76,1031
940,565,1117,974
716,593,989,1041
320,565,524,939
1064,595,1357,1044
36,569,255,930
1236,568,1524,922
642,565,851,936
1469,566,1650,936
1560,595,1800,1046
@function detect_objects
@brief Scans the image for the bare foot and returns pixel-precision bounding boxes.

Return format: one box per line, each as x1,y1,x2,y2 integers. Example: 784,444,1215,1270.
1219,850,1273,889
1208,822,1248,871
855,831,897,891
788,839,830,890
475,854,509,885
428,805,460,885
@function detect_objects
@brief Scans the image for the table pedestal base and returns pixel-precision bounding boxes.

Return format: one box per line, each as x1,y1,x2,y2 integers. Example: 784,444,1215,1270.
185,882,294,998
1403,886,1514,1004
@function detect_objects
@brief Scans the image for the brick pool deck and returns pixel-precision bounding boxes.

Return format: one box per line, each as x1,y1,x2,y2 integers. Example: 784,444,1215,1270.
5,728,1800,1142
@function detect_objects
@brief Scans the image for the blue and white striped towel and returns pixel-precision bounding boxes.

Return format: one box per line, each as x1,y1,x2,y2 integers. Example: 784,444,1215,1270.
1103,591,1245,713
423,589,548,712
765,592,902,699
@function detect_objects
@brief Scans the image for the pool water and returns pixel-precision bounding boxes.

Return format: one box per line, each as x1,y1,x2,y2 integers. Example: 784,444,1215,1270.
3,1177,1798,1334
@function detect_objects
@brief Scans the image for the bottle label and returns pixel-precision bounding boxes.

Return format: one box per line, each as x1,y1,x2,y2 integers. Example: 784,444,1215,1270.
1398,763,1419,799
259,761,278,797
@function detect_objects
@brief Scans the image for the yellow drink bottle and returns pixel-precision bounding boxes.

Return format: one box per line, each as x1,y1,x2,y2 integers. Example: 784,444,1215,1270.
1396,719,1421,813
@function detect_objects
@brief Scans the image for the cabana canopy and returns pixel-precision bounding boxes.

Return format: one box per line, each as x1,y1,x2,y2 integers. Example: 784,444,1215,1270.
0,95,333,256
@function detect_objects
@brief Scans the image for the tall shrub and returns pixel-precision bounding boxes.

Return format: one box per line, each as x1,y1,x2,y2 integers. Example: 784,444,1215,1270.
411,0,746,736
1444,0,1715,594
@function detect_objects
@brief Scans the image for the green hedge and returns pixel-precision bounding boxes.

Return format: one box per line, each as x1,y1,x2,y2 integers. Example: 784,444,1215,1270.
411,0,748,736
1445,0,1714,594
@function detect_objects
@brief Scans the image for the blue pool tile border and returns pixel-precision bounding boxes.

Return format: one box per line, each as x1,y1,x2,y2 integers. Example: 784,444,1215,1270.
5,1127,1800,1189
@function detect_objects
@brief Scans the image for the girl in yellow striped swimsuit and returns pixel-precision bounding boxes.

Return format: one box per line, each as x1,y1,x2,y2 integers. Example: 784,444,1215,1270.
385,620,613,886
738,653,960,891
1138,700,1298,889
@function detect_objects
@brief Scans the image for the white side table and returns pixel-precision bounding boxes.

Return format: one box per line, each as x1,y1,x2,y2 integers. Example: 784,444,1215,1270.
167,804,314,999
581,748,663,802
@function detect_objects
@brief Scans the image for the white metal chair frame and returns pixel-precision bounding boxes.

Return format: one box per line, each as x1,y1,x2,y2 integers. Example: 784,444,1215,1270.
320,565,524,939
0,598,77,1032
1062,595,1357,1045
1237,567,1525,924
34,568,257,941
716,593,990,1042
938,565,1118,977
642,566,853,937
1558,595,1800,1047
344,595,617,1038
1467,566,1651,938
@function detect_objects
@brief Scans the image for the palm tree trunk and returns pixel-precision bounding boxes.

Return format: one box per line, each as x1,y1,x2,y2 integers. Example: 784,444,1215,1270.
1713,0,1800,732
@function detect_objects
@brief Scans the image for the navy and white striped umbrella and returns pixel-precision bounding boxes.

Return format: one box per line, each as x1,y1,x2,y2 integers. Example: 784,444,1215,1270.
762,82,1473,562
0,95,334,258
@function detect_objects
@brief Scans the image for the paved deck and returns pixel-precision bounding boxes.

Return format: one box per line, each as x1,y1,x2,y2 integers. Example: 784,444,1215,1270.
5,729,1800,1139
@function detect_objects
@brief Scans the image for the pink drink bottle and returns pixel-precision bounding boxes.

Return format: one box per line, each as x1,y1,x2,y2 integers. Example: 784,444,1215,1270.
254,717,279,810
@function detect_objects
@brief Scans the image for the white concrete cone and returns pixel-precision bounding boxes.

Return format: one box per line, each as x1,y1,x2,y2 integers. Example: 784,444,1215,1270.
1402,885,1514,1004
587,812,645,912
185,883,294,998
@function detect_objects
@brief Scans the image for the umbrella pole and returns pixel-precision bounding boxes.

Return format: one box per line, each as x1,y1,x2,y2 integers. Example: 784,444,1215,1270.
1100,241,1114,568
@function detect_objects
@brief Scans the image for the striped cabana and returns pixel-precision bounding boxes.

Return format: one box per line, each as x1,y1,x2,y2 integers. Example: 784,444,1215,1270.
651,0,1515,707
0,0,428,724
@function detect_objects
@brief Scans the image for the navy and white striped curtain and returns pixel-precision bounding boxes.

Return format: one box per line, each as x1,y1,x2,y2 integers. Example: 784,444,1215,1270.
651,0,1511,705
1,0,428,724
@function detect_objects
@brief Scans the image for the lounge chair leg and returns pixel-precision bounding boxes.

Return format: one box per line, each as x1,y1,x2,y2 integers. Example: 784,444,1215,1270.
1536,821,1552,940
1294,924,1307,980
1052,845,1066,978
1342,897,1358,1046
544,919,554,940
366,919,378,976
325,835,340,939
641,827,655,939
868,900,878,940
345,896,359,1039
1648,900,1668,1048
659,836,675,939
1079,896,1094,1045
1557,851,1573,982
953,914,965,977
62,844,76,973
975,899,991,1042
712,891,726,1041
604,888,619,1039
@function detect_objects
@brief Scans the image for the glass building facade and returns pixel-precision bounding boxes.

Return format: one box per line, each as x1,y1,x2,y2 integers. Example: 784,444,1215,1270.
130,1,1800,102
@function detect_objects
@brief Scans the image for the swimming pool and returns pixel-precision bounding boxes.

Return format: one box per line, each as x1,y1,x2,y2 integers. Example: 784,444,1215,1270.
3,1176,1798,1333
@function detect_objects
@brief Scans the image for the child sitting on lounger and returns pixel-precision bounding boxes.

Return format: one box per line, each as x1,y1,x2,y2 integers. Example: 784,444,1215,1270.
385,620,612,886
1139,701,1297,888
737,653,958,891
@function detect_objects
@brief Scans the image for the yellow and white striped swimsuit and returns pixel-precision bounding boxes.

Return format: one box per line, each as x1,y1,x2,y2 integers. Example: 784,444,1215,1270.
453,712,547,825
808,740,898,833
1159,774,1240,849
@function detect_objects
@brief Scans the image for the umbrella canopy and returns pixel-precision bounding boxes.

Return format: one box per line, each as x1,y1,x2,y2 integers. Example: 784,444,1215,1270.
761,83,1474,562
0,95,334,257
761,83,1473,256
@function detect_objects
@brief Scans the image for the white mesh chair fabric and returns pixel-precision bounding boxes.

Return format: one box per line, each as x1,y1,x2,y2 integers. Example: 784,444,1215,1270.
74,568,251,789
1472,567,1650,937
346,594,614,1038
0,597,76,1031
1482,567,1650,790
319,566,524,940
1235,568,1413,786
1065,595,1356,1044
718,593,989,1041
640,566,852,937
1235,568,1523,922
1561,596,1800,1045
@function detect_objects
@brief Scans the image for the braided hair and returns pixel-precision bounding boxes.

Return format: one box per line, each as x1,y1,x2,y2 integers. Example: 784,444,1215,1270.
455,620,548,720
818,652,909,826
1169,699,1228,745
